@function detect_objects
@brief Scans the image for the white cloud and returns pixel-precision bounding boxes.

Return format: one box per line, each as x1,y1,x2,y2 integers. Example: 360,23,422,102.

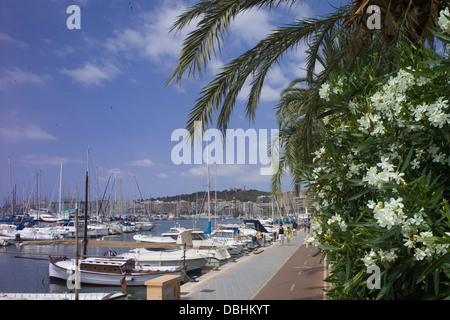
180,164,271,184
181,165,206,178
0,32,29,49
60,62,120,87
157,173,168,179
0,68,51,89
105,1,194,66
236,74,286,103
229,9,273,46
19,154,82,167
0,120,57,144
129,159,155,167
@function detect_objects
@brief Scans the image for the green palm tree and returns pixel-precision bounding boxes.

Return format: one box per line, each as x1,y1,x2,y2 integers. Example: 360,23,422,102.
348,0,449,45
168,0,449,197
167,0,350,135
168,0,448,135
272,23,402,195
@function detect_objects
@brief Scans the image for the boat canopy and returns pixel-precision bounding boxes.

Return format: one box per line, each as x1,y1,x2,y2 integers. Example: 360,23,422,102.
243,220,269,233
203,221,211,234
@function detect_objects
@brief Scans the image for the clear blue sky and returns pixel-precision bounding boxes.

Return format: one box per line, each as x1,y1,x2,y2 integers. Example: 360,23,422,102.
0,0,335,204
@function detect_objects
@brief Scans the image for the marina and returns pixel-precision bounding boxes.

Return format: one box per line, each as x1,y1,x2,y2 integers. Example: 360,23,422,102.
0,217,323,300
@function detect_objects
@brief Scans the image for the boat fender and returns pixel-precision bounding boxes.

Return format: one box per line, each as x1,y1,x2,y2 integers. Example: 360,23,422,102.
104,249,117,256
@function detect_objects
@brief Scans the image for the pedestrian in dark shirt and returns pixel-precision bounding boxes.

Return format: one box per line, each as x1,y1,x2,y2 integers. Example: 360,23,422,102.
278,224,285,245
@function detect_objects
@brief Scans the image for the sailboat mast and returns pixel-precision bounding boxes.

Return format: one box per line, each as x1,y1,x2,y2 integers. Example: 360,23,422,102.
206,133,210,219
83,151,89,256
8,157,13,216
59,161,63,215
214,163,217,228
75,207,79,300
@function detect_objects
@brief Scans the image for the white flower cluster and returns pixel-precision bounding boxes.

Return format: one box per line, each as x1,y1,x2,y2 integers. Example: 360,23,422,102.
358,68,447,136
366,199,450,261
319,82,331,101
438,7,450,34
370,69,415,121
318,77,345,102
327,213,347,232
362,248,399,268
407,230,450,261
367,197,406,229
428,144,449,165
412,97,450,128
401,210,450,261
305,234,320,247
357,113,385,136
362,157,405,189
304,220,324,248
312,146,326,163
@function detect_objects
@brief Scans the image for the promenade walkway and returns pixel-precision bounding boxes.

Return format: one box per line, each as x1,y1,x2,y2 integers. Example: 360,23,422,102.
180,229,326,300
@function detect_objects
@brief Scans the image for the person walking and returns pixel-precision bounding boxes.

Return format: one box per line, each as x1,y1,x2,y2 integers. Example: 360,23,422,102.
278,224,285,245
286,226,292,245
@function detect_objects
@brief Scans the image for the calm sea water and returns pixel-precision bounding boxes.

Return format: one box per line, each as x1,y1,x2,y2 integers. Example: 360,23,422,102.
0,218,236,300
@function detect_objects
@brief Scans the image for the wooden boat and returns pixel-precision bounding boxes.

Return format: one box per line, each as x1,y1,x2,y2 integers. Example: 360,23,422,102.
48,256,185,286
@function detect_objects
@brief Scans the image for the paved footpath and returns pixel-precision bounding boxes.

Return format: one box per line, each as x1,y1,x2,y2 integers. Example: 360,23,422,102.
251,242,325,300
181,230,326,300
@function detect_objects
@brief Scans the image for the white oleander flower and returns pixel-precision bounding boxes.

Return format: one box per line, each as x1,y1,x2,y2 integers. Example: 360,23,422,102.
414,247,427,261
368,197,406,229
377,248,398,264
362,158,405,189
438,7,450,34
362,250,377,268
410,158,421,170
305,235,320,247
319,82,331,101
327,214,348,232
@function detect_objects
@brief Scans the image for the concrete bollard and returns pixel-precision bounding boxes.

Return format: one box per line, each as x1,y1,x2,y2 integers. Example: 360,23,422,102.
145,275,182,300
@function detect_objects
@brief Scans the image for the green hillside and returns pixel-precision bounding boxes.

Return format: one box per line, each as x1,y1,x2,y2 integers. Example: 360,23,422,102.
150,188,270,203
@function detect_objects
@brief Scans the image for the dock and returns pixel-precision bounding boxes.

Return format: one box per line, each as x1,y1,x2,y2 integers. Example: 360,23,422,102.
0,229,325,301
180,229,325,300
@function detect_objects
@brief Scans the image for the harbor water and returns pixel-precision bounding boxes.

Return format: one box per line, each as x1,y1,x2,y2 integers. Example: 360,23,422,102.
0,218,238,300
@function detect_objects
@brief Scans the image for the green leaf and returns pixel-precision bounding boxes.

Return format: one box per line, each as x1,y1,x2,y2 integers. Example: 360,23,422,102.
433,269,440,296
318,244,342,252
422,253,450,278
400,146,414,173
348,188,370,201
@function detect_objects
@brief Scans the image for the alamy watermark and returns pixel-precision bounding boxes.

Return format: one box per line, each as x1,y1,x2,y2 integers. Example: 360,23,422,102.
367,265,381,290
366,5,381,30
66,5,81,30
171,121,280,175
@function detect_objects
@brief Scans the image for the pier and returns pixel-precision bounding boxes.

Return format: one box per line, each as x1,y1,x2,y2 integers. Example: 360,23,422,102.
180,229,325,300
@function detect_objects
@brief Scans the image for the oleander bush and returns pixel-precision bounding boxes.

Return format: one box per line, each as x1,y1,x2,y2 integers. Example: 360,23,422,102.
303,9,450,299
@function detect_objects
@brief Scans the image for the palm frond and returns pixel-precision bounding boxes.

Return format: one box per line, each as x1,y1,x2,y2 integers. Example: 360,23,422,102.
183,8,349,135
167,0,301,85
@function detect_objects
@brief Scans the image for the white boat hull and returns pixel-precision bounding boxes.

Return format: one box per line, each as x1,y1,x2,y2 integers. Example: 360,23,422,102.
49,258,185,286
118,248,207,273
0,226,62,241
